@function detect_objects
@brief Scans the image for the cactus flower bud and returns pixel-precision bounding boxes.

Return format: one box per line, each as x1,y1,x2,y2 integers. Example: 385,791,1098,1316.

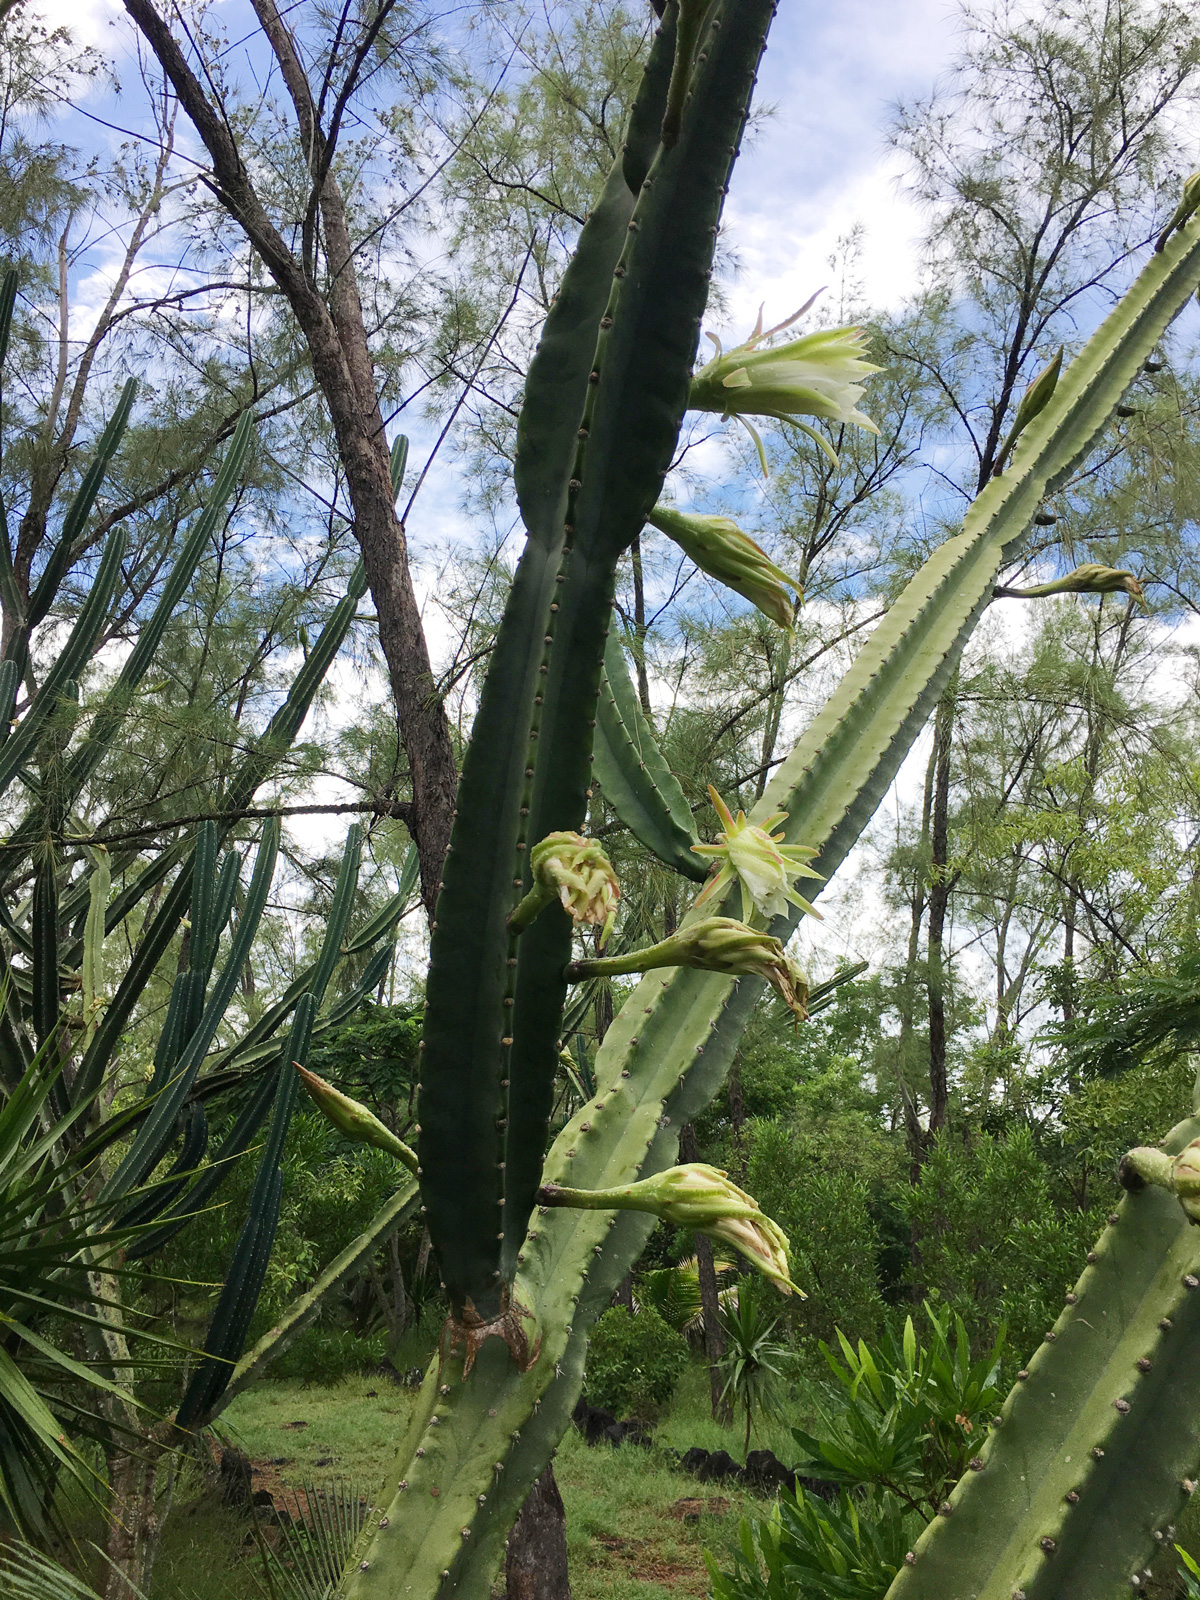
1156,169,1200,252
692,786,822,923
1120,1139,1200,1224
690,314,881,471
993,347,1063,474
294,1064,418,1173
994,563,1146,606
647,505,800,629
539,1163,802,1295
565,915,809,1024
508,831,620,943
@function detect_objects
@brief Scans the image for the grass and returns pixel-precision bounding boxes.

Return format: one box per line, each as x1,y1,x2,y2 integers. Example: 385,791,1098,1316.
63,1348,1200,1599
141,1357,785,1600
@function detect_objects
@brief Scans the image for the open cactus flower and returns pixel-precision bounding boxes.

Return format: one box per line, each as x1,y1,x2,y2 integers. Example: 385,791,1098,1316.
508,830,620,942
294,1064,418,1173
692,785,823,923
538,1163,802,1296
690,310,881,471
647,504,801,629
565,914,810,1024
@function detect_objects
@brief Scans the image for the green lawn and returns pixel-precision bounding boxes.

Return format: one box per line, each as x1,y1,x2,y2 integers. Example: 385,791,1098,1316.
154,1362,776,1600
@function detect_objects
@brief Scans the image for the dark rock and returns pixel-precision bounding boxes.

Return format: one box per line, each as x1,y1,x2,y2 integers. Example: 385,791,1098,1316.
314,1455,335,1467
269,1457,293,1466
571,1399,619,1446
621,1422,654,1449
403,1367,425,1388
365,1390,378,1398
219,1447,253,1510
680,1447,711,1476
744,1450,792,1493
793,1471,840,1502
251,1489,275,1508
697,1450,741,1484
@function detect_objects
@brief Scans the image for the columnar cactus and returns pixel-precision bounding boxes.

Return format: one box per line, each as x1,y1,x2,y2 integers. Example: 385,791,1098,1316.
332,1,1200,1595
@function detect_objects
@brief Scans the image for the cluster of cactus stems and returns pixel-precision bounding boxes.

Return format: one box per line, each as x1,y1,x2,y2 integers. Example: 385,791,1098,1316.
0,261,429,1524
310,2,1200,1595
8,0,1200,1587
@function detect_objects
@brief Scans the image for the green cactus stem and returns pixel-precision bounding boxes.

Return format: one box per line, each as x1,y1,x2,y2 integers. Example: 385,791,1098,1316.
882,1108,1200,1600
592,628,705,882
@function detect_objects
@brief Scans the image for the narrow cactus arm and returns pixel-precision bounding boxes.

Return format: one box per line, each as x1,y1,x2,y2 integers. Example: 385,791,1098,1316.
211,1176,420,1418
30,850,57,1048
502,0,773,1278
6,413,256,859
26,379,136,630
0,529,127,805
592,628,705,881
100,817,280,1203
882,1108,1200,1600
420,18,676,1319
123,1070,278,1258
176,826,364,1424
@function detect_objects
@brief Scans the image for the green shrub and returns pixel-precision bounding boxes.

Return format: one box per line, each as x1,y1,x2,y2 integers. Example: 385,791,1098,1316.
744,1117,889,1343
584,1305,688,1418
271,1327,387,1387
904,1126,1094,1361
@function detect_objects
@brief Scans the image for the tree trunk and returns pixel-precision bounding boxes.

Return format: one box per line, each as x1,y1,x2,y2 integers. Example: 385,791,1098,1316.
926,694,955,1138
122,0,458,918
680,1122,728,1420
104,1446,167,1600
506,1464,570,1600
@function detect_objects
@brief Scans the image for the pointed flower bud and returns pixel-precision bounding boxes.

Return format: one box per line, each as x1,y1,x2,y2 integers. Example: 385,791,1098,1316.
648,505,800,629
565,914,809,1024
508,831,619,943
294,1064,418,1173
994,563,1145,606
1156,169,1200,252
691,786,822,923
993,348,1063,474
690,314,881,472
539,1164,802,1295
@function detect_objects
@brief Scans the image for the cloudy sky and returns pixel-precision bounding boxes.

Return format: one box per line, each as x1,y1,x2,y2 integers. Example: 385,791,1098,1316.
27,0,1019,969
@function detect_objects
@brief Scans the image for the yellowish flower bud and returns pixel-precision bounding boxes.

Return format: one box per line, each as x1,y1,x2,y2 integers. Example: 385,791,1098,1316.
294,1065,418,1173
994,563,1145,605
509,831,620,943
539,1163,802,1295
648,505,800,630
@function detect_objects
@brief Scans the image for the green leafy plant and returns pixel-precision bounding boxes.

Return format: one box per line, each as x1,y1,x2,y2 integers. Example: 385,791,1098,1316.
708,1308,1004,1600
791,1307,1006,1520
707,1487,916,1600
1178,1544,1200,1598
719,1285,794,1455
583,1304,688,1418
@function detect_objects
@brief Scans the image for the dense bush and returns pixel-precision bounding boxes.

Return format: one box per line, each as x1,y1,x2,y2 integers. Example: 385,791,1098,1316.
271,1327,388,1387
904,1127,1096,1361
744,1116,891,1344
584,1305,689,1418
